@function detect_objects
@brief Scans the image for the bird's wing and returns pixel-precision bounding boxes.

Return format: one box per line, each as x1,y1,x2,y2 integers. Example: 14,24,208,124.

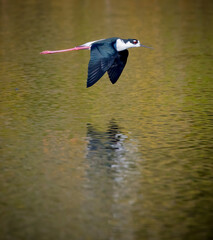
87,42,117,88
107,50,129,84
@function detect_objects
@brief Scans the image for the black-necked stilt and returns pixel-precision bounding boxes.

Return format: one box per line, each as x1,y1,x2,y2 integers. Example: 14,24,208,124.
40,37,152,88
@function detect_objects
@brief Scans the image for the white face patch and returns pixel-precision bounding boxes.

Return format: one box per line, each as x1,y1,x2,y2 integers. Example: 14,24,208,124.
116,39,141,51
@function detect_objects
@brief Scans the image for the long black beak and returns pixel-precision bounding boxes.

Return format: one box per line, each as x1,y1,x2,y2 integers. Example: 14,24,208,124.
140,44,153,49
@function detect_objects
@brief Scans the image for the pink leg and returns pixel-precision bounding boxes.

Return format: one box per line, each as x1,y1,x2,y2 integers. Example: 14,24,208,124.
40,46,90,54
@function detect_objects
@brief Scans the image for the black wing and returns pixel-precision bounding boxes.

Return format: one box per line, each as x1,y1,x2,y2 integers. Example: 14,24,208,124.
107,50,129,84
87,42,117,88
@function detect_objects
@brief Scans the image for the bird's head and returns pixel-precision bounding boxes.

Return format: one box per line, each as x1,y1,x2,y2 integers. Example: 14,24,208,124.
116,38,152,51
126,39,141,48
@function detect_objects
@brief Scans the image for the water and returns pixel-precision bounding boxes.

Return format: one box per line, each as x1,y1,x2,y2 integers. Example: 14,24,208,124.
0,0,213,239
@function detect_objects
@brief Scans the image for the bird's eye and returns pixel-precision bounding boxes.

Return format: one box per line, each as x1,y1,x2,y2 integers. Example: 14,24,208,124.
133,40,138,44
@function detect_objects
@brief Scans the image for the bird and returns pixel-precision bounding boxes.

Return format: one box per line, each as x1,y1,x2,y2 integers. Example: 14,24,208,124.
40,37,152,88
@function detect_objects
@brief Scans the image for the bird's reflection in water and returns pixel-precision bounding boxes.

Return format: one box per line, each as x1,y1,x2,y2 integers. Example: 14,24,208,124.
83,120,140,239
86,120,128,168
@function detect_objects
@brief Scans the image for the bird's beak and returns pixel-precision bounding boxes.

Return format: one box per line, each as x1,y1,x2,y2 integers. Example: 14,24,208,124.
140,44,153,49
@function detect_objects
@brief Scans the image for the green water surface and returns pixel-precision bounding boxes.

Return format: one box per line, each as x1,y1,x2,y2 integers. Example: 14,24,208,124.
0,0,212,239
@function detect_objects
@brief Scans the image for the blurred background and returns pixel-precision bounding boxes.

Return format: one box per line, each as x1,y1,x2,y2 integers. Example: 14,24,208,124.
0,0,212,239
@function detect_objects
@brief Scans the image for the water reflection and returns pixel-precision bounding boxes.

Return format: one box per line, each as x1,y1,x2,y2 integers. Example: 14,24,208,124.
83,120,141,239
86,120,127,165
85,119,140,182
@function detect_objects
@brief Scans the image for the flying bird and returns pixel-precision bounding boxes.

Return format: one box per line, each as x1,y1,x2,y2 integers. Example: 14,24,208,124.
40,37,152,88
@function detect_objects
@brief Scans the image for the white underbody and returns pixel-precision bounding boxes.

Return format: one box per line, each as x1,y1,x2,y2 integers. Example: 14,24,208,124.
80,39,104,49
